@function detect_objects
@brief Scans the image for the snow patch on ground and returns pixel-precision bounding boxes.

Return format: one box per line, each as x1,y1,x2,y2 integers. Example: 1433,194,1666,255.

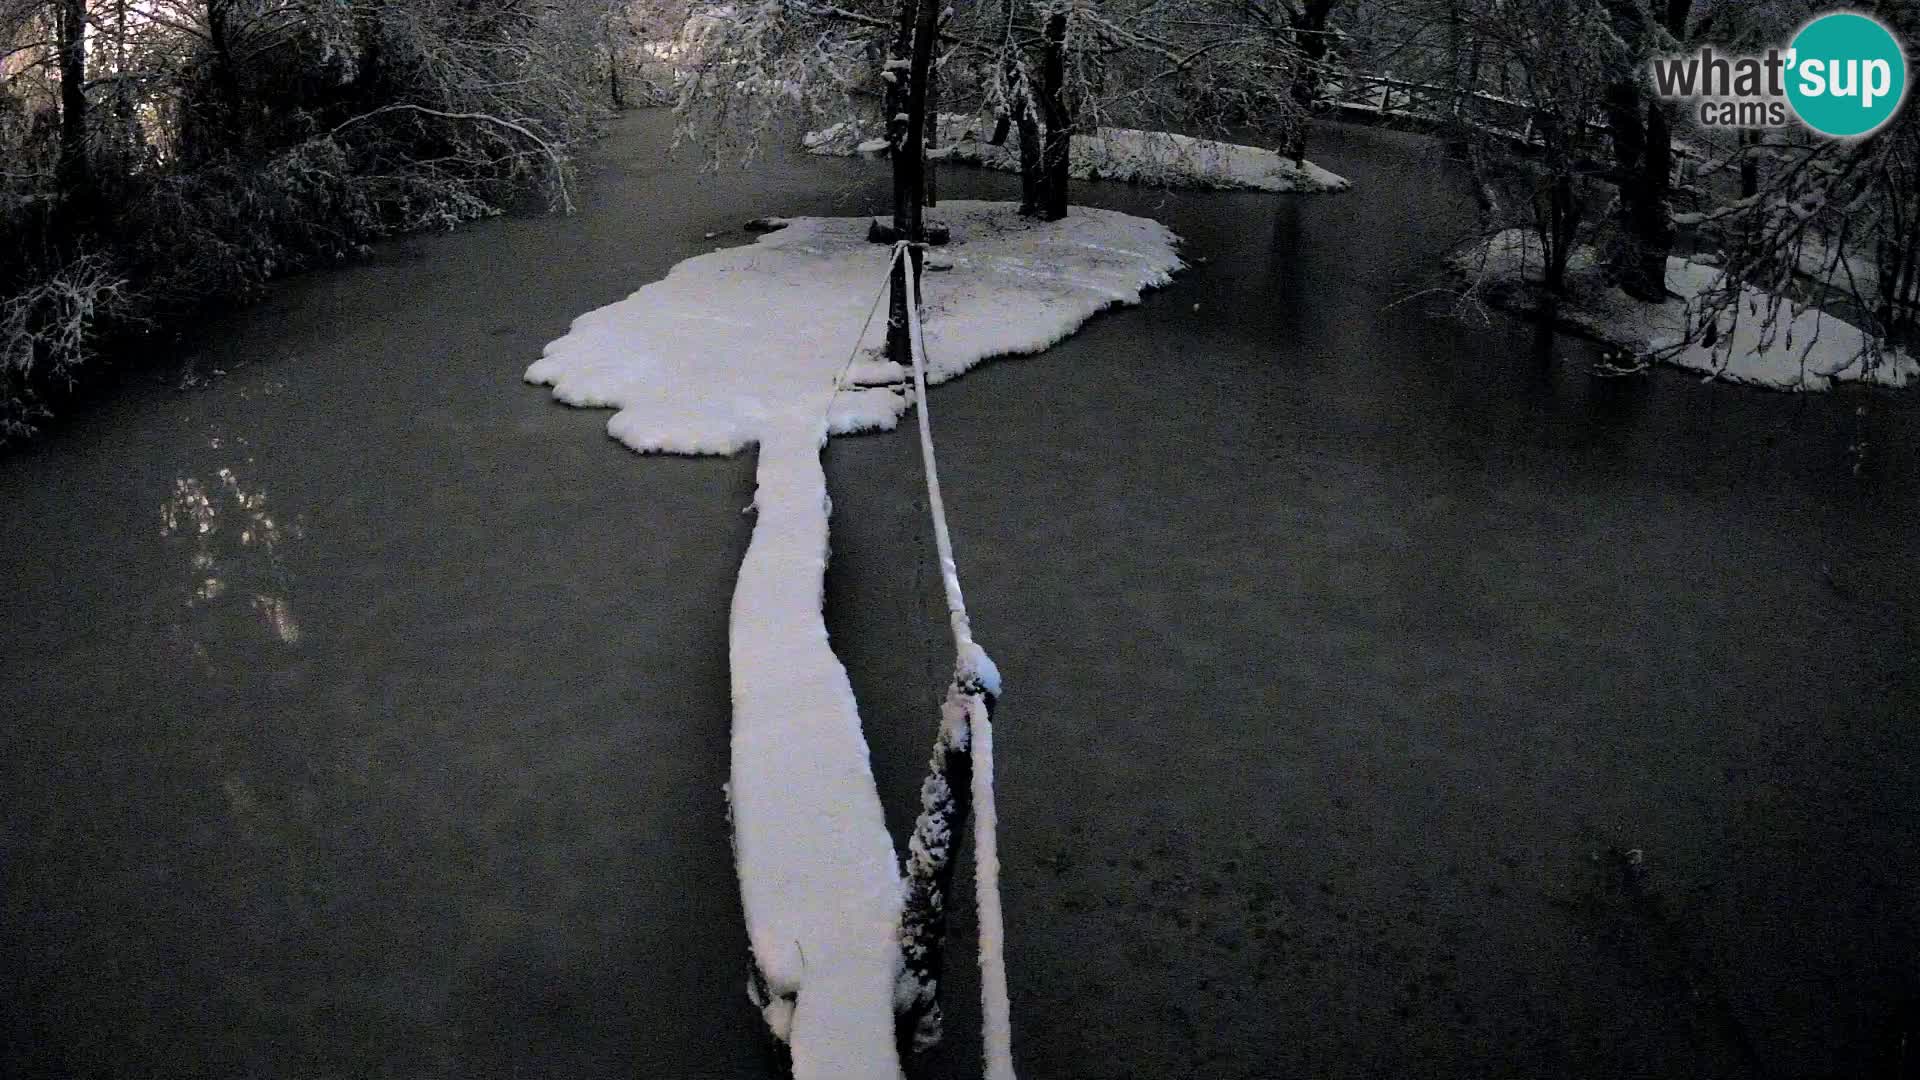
805,113,1351,193
525,201,1180,1079
1454,229,1917,391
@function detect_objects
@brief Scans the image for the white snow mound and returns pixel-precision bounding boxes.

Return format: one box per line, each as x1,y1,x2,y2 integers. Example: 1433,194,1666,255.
1456,229,1917,391
806,114,1351,193
525,200,1181,1080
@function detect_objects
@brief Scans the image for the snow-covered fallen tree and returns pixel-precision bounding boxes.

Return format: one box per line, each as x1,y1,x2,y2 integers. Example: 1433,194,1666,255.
1454,229,1918,392
805,113,1351,194
525,201,1181,1079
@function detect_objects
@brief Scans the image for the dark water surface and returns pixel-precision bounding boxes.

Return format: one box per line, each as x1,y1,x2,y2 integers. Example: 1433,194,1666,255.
4,112,1915,1079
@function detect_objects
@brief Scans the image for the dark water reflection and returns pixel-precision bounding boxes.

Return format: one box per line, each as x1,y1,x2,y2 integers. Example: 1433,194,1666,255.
2,112,1915,1079
831,123,1920,1080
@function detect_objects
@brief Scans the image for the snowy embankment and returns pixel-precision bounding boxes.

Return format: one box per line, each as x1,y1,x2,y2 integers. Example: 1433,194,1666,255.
1454,229,1917,391
526,201,1181,1079
804,113,1350,193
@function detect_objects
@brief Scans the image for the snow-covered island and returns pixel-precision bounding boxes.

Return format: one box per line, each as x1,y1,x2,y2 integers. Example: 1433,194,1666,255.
1454,229,1918,392
525,201,1181,1080
804,113,1352,194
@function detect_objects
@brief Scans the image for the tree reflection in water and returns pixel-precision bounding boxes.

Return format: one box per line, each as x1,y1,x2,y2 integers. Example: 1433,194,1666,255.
159,461,306,651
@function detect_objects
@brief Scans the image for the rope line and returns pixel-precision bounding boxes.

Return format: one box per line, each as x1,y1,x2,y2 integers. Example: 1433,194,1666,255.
898,242,1016,1080
898,245,975,656
818,243,907,435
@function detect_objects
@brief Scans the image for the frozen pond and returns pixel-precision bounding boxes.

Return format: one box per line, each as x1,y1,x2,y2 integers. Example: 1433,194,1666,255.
3,110,1915,1078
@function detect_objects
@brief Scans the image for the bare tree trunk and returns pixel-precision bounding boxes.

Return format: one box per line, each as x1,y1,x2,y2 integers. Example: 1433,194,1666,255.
1037,10,1070,221
885,0,918,367
885,0,940,363
1544,171,1572,299
1632,98,1674,297
924,48,938,208
1878,214,1918,347
998,0,1044,216
57,0,89,201
1285,0,1335,164
1602,0,1684,301
1536,187,1572,357
111,0,136,162
1445,0,1464,104
999,20,1044,215
1014,92,1044,216
208,0,242,106
1523,157,1578,357
1602,81,1672,300
602,3,624,108
1739,129,1759,199
901,0,938,236
1664,0,1690,37
1462,0,1483,98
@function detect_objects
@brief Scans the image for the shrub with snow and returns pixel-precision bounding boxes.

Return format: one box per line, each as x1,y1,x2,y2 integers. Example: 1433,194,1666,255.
1453,229,1917,391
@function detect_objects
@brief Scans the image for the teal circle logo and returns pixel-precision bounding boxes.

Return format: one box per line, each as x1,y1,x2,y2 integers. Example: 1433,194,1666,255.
1786,12,1907,137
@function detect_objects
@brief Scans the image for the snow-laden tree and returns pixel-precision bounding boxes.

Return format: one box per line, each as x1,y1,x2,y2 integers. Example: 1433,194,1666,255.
1351,0,1678,305
1439,0,1625,332
668,0,887,167
1401,0,1912,383
0,0,91,196
1669,0,1919,375
0,0,631,437
1593,0,1690,301
671,0,1332,217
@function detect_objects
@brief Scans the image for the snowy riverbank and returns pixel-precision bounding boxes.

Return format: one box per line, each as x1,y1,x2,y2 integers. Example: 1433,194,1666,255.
1454,229,1916,392
525,201,1181,1079
805,114,1351,193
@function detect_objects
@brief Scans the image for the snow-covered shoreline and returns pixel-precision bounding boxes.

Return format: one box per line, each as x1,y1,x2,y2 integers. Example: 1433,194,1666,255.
805,114,1352,194
1454,229,1917,392
525,201,1181,1078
